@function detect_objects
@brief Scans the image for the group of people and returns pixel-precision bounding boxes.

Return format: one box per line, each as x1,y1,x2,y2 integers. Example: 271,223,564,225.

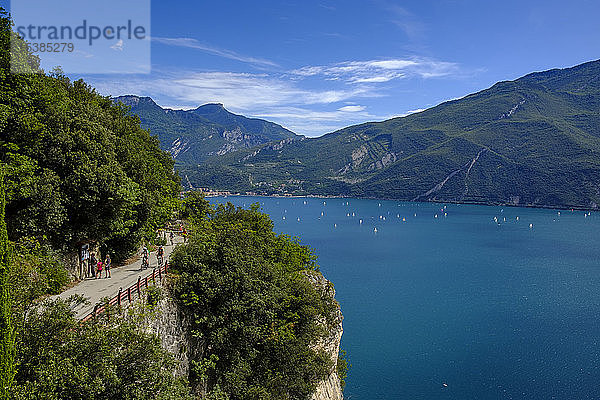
87,253,112,279
86,227,184,279
140,245,165,270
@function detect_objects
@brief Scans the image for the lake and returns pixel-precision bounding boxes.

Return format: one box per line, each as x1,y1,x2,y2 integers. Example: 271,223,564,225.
210,196,600,400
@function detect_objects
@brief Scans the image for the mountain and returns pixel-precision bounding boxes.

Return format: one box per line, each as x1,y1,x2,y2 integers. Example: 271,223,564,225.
114,95,299,163
183,60,600,209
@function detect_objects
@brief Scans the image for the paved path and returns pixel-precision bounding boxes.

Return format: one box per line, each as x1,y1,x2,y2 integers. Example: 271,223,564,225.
55,236,184,319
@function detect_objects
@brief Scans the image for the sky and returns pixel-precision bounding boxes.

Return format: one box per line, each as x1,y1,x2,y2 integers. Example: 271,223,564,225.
3,0,600,136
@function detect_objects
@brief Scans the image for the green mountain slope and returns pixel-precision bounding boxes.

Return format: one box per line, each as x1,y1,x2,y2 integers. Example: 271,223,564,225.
184,60,600,209
114,96,299,163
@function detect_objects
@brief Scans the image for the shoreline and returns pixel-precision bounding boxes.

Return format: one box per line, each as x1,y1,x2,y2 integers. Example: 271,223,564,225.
199,190,597,213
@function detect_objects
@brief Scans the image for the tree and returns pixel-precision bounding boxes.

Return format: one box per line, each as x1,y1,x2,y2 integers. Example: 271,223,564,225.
0,166,15,399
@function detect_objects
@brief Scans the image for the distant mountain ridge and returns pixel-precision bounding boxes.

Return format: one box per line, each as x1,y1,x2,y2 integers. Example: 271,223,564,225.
182,59,600,209
114,95,299,163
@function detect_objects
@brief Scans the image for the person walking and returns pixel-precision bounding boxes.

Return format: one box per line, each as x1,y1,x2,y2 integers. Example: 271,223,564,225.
157,245,164,267
104,254,111,278
96,259,103,279
89,253,97,278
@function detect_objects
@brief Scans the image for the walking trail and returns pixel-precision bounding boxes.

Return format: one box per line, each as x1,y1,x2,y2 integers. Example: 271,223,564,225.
55,236,183,319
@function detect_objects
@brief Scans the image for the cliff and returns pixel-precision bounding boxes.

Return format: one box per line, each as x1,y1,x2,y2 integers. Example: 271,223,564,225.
304,271,345,400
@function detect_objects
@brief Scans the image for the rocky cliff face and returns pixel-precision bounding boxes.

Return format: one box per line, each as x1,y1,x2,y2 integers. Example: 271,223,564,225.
145,294,195,377
304,271,344,400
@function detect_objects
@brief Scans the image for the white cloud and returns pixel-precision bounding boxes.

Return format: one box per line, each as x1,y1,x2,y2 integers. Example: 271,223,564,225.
338,105,366,112
367,60,417,69
157,71,375,110
290,58,459,84
85,54,462,136
110,39,124,51
405,108,426,114
152,37,278,68
88,70,379,118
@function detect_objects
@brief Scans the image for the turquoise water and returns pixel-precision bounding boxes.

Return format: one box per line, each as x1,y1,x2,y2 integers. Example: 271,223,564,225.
211,196,600,399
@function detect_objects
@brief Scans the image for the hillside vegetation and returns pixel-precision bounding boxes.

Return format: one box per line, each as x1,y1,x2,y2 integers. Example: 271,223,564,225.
183,60,600,209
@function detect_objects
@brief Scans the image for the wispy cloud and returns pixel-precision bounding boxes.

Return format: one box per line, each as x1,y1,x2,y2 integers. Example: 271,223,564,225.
86,54,464,136
163,71,376,109
90,70,379,110
383,3,426,42
291,58,459,84
110,39,124,51
253,105,377,135
152,37,278,68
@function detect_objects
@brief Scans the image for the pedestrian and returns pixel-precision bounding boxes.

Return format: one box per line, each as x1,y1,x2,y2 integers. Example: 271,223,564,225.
157,245,164,266
89,253,97,278
182,227,187,243
104,254,111,278
169,231,174,246
96,259,103,279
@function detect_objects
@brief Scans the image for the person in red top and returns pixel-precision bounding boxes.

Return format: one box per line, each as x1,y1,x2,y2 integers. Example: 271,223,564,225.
96,260,103,279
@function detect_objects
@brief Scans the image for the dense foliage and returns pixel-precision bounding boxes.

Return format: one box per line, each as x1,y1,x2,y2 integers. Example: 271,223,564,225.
175,61,600,209
0,11,180,260
0,168,14,399
12,299,193,400
170,202,338,399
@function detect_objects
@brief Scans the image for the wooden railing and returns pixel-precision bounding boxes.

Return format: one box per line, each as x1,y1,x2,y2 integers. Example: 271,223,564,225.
81,262,169,323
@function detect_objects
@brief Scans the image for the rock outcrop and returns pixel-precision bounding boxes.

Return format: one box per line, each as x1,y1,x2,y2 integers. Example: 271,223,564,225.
304,271,344,400
145,294,194,377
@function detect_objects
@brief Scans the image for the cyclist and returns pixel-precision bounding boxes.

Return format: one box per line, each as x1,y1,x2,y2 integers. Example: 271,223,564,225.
141,246,149,270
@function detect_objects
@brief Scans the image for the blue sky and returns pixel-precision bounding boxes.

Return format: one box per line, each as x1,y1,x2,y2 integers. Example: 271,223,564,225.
4,0,600,136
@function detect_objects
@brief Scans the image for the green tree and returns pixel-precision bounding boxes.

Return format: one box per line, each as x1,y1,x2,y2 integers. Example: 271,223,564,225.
0,166,15,399
180,190,211,222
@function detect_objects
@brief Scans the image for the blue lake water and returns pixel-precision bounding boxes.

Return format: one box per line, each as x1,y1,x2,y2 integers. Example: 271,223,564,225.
210,196,600,400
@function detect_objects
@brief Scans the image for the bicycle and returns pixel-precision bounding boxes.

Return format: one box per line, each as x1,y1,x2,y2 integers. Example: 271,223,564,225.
141,254,149,270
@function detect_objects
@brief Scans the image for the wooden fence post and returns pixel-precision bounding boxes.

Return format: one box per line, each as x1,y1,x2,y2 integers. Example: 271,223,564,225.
117,288,122,306
137,277,141,297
